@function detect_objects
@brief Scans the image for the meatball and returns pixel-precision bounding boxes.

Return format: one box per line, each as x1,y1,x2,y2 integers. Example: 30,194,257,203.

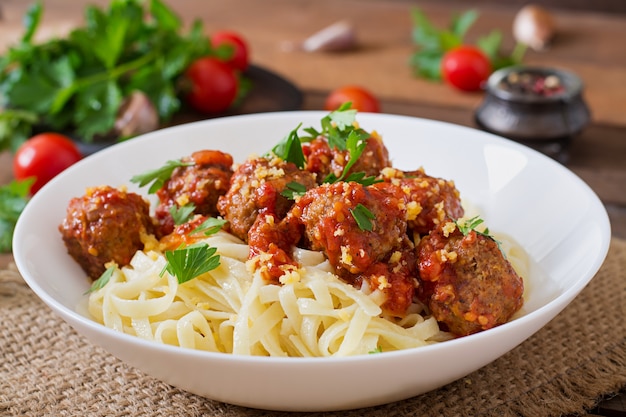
417,220,524,336
155,150,233,237
59,185,155,280
217,156,317,241
288,181,418,316
293,181,408,276
383,168,464,237
304,134,391,184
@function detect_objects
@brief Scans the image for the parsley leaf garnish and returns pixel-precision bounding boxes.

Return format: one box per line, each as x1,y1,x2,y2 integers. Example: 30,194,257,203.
350,203,375,232
321,104,364,151
269,122,307,168
327,106,358,137
130,159,193,193
369,346,383,354
85,266,115,294
454,215,505,255
0,178,33,252
323,129,377,185
170,203,196,225
280,181,308,200
455,215,487,236
160,242,221,284
343,172,382,186
191,217,227,236
271,104,379,187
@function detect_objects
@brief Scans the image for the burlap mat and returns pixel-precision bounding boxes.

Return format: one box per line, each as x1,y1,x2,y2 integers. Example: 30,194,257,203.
1,239,625,417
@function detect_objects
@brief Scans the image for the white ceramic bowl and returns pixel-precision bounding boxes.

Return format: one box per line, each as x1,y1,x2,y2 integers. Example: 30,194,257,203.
13,112,611,412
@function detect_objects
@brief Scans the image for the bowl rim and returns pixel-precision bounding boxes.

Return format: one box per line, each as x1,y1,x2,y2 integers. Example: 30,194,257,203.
11,111,612,410
14,111,611,362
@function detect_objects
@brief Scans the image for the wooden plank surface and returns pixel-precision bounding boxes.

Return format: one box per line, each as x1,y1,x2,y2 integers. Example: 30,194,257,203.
1,0,625,122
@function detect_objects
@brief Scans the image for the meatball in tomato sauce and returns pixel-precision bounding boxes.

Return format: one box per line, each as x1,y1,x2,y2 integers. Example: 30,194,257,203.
417,220,524,336
59,185,155,280
294,181,408,276
155,150,233,237
383,167,464,237
304,134,391,184
217,156,317,242
288,181,418,315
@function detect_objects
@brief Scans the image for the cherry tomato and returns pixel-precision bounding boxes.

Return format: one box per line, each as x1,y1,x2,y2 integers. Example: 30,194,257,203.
441,46,492,92
211,31,250,72
185,57,238,114
13,132,82,194
325,85,381,113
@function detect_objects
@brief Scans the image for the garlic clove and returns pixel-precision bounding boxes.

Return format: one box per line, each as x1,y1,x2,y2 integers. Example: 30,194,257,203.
283,20,357,53
114,91,159,138
513,4,556,51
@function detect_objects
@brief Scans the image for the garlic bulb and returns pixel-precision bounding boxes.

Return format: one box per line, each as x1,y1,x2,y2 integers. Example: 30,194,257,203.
282,21,357,52
513,5,556,51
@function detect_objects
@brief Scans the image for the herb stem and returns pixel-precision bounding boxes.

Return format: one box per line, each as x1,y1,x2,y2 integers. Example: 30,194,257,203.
72,50,158,90
511,42,528,64
0,108,38,122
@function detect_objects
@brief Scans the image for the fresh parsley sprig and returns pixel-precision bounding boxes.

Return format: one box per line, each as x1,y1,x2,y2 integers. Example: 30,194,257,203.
85,266,115,294
130,159,193,193
169,203,196,225
270,105,380,189
342,172,381,187
409,8,524,81
0,0,221,151
191,217,227,236
0,178,33,252
350,203,375,232
323,129,378,185
160,242,221,284
454,215,504,255
301,102,368,152
270,122,307,169
0,109,39,152
455,215,488,236
280,181,308,200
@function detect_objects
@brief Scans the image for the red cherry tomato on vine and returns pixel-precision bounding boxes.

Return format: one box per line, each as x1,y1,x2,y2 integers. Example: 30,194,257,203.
185,57,238,114
325,86,381,113
211,30,250,72
13,132,82,194
441,46,492,92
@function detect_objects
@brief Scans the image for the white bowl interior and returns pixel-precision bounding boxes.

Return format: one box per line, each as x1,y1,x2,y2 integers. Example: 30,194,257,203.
13,112,611,411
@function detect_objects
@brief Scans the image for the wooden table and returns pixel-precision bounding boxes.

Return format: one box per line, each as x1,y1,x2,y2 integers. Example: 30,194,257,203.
0,0,624,414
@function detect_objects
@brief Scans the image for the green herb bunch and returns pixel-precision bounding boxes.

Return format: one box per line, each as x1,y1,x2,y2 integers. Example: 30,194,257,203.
409,8,525,81
0,0,221,152
0,179,33,252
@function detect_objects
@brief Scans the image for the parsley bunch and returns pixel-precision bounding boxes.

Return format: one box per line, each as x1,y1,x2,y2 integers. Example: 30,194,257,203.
0,0,220,152
0,179,33,252
409,8,525,81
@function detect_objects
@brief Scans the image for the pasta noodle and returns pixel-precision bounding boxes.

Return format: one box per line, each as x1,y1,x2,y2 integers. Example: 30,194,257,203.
87,231,454,357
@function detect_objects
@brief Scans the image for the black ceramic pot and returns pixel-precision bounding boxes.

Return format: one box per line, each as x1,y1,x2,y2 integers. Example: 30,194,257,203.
475,66,591,155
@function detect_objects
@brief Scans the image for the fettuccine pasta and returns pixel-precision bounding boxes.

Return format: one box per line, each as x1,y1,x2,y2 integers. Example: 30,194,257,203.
88,231,452,357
